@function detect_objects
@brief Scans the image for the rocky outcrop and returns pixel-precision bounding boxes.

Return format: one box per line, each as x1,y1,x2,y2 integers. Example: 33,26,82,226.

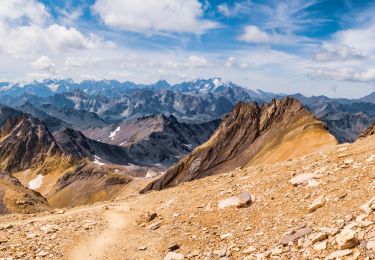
141,97,337,192
358,121,375,139
0,106,64,173
54,128,138,166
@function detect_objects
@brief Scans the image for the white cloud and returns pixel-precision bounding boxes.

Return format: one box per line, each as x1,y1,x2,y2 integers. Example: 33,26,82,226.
310,67,375,82
0,0,111,56
314,44,366,62
238,25,298,45
92,0,218,34
32,56,56,73
188,55,209,67
64,56,103,68
334,23,375,54
0,0,50,25
238,25,271,43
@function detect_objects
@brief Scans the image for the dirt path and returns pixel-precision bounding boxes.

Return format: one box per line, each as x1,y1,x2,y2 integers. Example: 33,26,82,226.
67,203,135,260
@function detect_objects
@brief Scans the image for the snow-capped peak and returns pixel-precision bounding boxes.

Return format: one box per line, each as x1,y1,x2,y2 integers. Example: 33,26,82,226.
212,78,223,88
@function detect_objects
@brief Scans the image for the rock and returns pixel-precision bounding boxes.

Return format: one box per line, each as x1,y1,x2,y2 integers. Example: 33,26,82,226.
168,243,180,252
313,240,327,251
137,212,158,224
164,252,184,260
220,233,233,240
271,247,282,255
336,228,358,249
366,239,375,250
187,250,200,257
327,249,352,259
344,159,354,164
243,246,256,254
55,209,65,214
138,246,147,251
360,197,375,214
237,192,253,206
214,248,227,257
281,226,312,245
218,192,253,209
147,222,161,230
26,233,39,239
37,251,49,257
310,232,327,243
289,173,316,186
308,196,325,212
41,224,59,234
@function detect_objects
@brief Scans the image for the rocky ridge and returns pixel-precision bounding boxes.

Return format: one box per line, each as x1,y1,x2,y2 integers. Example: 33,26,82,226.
142,97,337,192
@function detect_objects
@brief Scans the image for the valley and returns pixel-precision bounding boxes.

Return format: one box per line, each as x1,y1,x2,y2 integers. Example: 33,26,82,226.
0,78,375,259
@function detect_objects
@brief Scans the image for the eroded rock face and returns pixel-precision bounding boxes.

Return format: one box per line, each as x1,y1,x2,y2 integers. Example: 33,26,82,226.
359,122,375,139
141,97,337,193
0,106,63,173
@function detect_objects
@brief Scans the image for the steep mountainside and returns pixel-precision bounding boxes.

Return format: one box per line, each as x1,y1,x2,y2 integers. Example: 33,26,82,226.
83,115,220,165
298,97,375,142
358,120,375,139
54,128,137,166
0,106,140,210
142,97,338,192
0,106,66,173
17,102,70,132
0,173,48,214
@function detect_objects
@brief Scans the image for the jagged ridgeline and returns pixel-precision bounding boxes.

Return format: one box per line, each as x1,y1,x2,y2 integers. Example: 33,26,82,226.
142,97,338,192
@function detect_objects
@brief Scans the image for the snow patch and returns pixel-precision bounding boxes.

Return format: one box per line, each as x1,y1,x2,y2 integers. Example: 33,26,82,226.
93,155,105,166
47,83,59,92
213,78,223,88
109,126,121,140
28,175,44,190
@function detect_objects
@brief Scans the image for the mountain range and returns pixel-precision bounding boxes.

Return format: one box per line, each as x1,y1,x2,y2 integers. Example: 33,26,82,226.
1,78,374,142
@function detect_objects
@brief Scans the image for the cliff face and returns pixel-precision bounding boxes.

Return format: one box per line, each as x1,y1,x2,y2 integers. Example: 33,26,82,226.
141,97,338,192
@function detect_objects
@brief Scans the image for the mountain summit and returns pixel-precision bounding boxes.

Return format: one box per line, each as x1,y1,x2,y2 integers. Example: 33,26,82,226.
142,97,338,192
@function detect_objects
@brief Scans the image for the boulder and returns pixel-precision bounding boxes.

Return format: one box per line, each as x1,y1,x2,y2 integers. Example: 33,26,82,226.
289,173,316,186
336,228,358,249
218,192,253,209
308,196,325,212
281,226,312,245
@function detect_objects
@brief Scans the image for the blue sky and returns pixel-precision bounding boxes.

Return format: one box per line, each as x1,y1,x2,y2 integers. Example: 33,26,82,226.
0,0,375,98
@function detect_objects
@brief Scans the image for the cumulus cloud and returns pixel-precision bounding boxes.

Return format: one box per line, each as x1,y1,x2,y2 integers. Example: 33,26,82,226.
310,67,375,82
0,0,111,56
92,0,218,34
32,56,56,73
313,44,366,62
238,25,297,45
334,23,375,53
0,0,50,25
